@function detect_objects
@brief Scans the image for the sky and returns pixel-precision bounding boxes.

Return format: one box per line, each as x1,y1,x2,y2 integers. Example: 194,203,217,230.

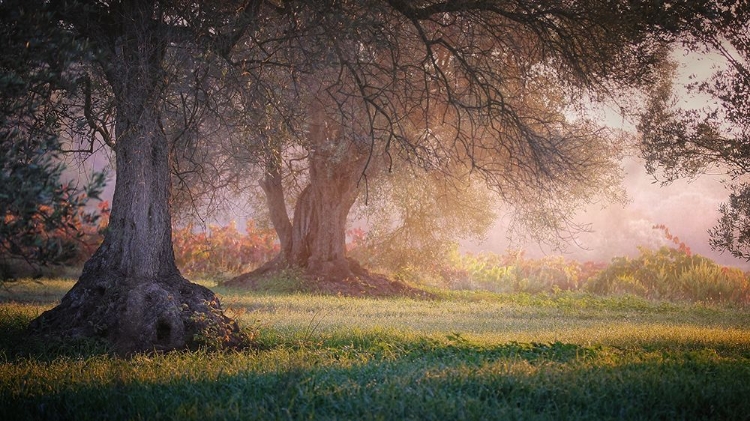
471,155,750,269
470,49,750,269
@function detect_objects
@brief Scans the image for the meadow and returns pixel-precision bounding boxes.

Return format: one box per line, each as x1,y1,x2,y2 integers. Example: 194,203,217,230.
1,278,749,420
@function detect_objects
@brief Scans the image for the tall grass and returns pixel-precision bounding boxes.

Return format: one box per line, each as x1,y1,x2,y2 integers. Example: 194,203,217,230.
586,246,750,304
437,245,750,305
2,279,749,420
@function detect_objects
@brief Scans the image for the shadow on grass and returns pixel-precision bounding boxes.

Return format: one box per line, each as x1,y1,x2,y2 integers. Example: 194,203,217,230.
0,309,111,362
4,349,749,421
0,278,77,305
3,326,750,421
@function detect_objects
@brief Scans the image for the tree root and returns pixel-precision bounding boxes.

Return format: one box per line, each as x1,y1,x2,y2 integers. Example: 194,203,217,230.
28,271,248,356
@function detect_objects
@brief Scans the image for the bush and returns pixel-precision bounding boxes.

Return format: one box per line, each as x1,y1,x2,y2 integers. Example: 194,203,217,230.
441,250,605,294
382,223,750,305
0,133,108,278
585,245,750,305
172,220,278,278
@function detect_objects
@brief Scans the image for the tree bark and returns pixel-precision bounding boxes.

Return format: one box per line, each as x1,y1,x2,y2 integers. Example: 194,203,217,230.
227,100,369,284
273,99,367,279
29,5,243,355
260,152,293,258
288,140,364,276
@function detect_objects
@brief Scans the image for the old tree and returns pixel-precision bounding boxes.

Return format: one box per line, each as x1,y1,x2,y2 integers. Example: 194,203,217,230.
19,0,258,354
9,0,670,353
222,1,665,290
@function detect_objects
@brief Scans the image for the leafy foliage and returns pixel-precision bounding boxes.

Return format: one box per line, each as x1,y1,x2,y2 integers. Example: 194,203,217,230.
172,220,278,278
443,249,606,295
350,170,496,281
0,1,107,278
586,242,749,304
364,223,748,305
0,136,102,270
19,216,739,305
638,2,750,258
709,184,750,260
169,221,750,305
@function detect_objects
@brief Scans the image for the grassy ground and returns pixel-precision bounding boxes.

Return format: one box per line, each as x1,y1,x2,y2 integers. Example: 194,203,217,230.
1,278,749,420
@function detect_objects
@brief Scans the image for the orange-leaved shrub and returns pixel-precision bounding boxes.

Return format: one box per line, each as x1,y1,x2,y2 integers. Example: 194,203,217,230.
1,198,110,277
172,220,278,277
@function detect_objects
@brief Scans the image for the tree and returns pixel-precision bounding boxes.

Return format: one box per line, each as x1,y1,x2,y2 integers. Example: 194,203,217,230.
349,166,496,282
8,0,669,351
224,0,661,289
638,1,750,258
0,1,107,279
18,0,255,354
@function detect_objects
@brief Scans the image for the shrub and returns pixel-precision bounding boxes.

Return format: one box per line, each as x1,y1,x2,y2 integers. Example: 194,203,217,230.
172,220,278,278
0,188,109,280
585,229,750,305
441,250,605,294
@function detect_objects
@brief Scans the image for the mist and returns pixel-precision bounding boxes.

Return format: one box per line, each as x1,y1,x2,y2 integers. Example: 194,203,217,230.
461,49,750,270
66,138,750,271
61,49,748,271
467,155,749,270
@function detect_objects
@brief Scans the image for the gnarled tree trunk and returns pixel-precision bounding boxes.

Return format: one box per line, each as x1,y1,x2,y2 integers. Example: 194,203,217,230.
250,103,367,276
226,101,420,297
287,124,366,278
227,101,375,286
29,6,243,355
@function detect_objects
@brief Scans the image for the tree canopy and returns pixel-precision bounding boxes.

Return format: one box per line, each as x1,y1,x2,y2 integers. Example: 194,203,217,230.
209,0,665,288
2,0,704,352
638,1,750,258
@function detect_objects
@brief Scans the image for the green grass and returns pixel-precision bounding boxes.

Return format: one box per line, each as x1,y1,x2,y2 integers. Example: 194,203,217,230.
1,278,749,420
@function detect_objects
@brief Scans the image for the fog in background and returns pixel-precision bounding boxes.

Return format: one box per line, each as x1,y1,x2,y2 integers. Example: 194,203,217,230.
63,50,750,270
471,49,750,269
471,155,748,269
70,148,748,270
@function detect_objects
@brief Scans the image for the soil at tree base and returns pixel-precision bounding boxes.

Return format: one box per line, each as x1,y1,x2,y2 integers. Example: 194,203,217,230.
28,272,249,356
223,258,433,299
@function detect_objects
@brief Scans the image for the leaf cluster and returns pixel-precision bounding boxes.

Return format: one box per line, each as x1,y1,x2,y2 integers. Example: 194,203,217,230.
0,0,108,278
0,134,107,278
637,1,750,258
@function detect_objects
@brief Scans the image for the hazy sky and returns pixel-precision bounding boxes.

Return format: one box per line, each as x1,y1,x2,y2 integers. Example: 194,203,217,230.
470,50,750,269
471,155,749,269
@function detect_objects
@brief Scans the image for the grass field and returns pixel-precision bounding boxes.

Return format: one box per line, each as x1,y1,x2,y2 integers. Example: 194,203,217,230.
1,278,749,420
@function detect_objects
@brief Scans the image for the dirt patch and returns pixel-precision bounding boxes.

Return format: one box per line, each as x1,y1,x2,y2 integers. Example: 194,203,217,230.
306,272,432,298
222,259,433,299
